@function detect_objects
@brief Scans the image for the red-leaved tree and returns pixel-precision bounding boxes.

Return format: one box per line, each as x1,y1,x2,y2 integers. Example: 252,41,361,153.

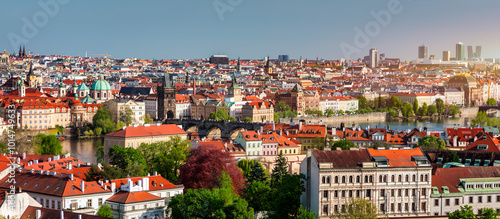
179,146,244,193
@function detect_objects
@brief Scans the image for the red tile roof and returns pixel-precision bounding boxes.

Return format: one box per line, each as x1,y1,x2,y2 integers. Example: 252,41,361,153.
367,148,425,167
106,191,163,204
313,149,371,168
105,124,186,138
432,166,500,193
21,206,109,219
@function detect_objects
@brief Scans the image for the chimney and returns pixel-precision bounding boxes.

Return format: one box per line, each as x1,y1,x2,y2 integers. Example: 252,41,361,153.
273,122,275,131
111,182,116,193
81,181,85,193
22,152,26,160
69,174,74,180
36,210,41,219
78,215,82,219
332,127,336,136
60,210,64,219
122,126,126,130
127,179,133,191
104,185,107,190
142,177,149,191
48,158,52,162
65,153,70,158
260,126,263,133
138,180,142,190
34,159,38,164
77,163,80,168
153,171,158,176
299,121,302,131
68,162,72,170
40,170,44,175
53,155,57,161
306,149,312,158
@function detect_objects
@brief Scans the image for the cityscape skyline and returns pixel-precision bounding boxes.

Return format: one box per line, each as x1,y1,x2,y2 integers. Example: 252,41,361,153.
1,0,500,61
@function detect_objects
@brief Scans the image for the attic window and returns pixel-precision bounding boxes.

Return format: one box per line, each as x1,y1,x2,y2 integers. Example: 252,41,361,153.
23,182,28,186
55,186,60,190
477,145,488,150
34,184,39,187
45,185,50,189
442,186,449,194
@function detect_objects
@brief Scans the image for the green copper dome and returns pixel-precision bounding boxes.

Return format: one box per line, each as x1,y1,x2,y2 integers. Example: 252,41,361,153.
91,79,111,91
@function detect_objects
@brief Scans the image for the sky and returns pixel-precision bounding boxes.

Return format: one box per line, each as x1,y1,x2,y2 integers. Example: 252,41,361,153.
1,0,499,61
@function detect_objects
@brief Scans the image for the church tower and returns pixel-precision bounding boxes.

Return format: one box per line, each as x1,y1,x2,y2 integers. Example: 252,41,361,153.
227,70,242,102
157,73,177,120
264,56,273,75
58,81,66,97
26,62,37,88
19,77,26,97
237,57,241,72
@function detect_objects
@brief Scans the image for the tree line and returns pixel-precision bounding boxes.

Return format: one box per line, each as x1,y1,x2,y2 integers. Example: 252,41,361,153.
357,96,460,118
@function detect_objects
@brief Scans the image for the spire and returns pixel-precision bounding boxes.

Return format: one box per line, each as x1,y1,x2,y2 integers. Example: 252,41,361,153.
27,62,34,76
18,46,22,57
22,45,26,57
72,77,78,87
229,70,239,89
237,56,241,72
163,73,173,88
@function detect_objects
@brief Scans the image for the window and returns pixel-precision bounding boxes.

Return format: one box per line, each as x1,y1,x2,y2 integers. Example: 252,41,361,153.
365,176,368,183
412,174,416,182
391,203,395,212
421,202,426,212
422,188,426,196
349,176,353,183
379,175,383,182
391,189,395,197
323,191,328,199
98,198,103,206
412,203,416,211
487,196,492,203
398,203,402,211
398,189,402,197
383,175,387,182
46,199,49,208
398,175,402,182
405,203,409,211
412,189,416,196
420,174,424,182
322,176,326,184
356,176,360,183
369,175,373,182
323,205,329,216
434,199,439,206
381,189,385,197
445,199,450,206
391,175,395,182
425,175,428,182
342,190,345,198
479,196,483,203
497,195,500,202
366,190,371,197
469,197,474,204
349,190,353,197
405,175,409,182
342,176,346,183
57,201,61,210
334,191,338,198
87,199,92,208
334,205,338,213
335,176,339,183
51,200,55,209
380,204,385,213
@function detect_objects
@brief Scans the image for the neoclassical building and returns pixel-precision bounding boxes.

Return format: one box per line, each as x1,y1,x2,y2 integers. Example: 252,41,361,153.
447,74,482,106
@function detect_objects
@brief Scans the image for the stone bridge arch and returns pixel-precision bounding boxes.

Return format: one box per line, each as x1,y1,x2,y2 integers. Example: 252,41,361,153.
229,127,246,139
185,124,199,134
206,126,222,139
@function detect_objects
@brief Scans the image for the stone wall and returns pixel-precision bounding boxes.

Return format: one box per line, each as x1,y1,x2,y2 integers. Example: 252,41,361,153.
460,107,478,117
279,112,387,127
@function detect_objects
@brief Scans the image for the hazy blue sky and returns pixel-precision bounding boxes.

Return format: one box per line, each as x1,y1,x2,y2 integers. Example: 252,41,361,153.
1,0,499,61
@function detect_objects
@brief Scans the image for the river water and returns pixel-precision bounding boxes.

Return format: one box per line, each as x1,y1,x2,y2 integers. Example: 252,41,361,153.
62,116,474,164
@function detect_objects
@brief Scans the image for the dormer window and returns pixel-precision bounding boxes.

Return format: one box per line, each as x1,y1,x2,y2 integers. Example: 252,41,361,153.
477,144,488,150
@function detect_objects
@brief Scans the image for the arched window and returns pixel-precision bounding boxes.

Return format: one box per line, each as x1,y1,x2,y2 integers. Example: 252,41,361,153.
322,176,326,184
356,176,360,183
365,176,368,183
327,176,331,184
369,175,373,183
342,176,346,183
334,176,339,183
424,175,428,182
349,176,353,183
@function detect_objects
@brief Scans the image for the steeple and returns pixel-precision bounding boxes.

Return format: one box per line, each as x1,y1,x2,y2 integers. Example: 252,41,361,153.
163,73,173,89
237,56,241,72
27,62,34,76
22,46,26,58
229,70,239,89
264,56,272,75
18,46,22,57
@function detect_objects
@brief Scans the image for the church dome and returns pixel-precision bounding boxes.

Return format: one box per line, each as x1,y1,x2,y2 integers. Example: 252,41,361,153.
91,79,111,91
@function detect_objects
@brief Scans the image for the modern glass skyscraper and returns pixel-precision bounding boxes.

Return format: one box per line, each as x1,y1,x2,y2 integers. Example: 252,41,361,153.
442,51,450,61
475,45,482,58
467,46,474,59
456,42,465,60
369,48,379,68
418,45,428,59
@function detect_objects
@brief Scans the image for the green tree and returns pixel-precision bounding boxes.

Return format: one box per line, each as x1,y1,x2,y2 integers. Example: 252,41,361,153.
487,98,496,105
96,144,104,164
332,140,357,150
37,134,63,155
449,105,461,116
143,113,154,124
401,102,414,117
274,112,280,123
388,96,402,108
333,198,378,219
325,109,334,117
228,116,236,122
108,145,147,177
479,208,499,219
270,151,288,188
357,96,369,109
276,101,291,112
55,125,64,135
449,205,476,219
94,127,103,136
296,206,316,219
447,151,460,163
168,172,254,219
413,99,419,115
247,161,267,183
96,204,113,218
243,181,271,213
85,163,127,181
269,174,306,218
305,109,323,116
472,111,489,127
237,159,257,179
92,105,117,134
427,105,437,116
242,117,252,122
435,98,445,115
419,102,428,116
119,106,133,126
0,143,8,154
416,136,446,150
138,136,190,183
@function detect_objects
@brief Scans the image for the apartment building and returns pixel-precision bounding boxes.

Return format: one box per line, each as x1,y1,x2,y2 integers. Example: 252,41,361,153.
301,148,432,218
